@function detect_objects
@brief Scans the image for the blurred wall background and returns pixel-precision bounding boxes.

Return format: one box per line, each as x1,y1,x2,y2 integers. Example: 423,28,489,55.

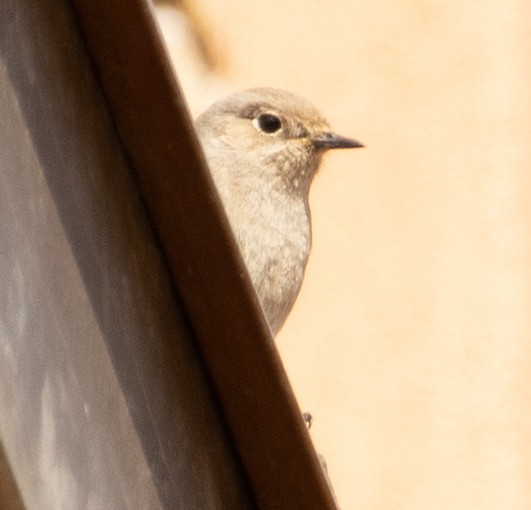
155,1,531,508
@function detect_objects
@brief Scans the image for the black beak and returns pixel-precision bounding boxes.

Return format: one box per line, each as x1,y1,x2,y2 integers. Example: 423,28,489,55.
313,132,364,150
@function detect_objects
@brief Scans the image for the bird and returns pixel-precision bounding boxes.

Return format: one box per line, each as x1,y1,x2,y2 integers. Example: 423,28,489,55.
196,88,363,335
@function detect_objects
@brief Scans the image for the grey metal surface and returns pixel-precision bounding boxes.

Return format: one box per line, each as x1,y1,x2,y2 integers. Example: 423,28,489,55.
0,1,252,508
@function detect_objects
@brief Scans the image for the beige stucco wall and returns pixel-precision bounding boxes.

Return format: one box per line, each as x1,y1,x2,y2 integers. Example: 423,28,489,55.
157,2,531,508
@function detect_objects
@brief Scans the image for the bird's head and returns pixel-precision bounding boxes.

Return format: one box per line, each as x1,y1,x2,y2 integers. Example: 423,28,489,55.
196,88,363,194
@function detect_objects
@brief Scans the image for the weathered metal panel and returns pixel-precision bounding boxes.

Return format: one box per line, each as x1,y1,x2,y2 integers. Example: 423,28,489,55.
0,1,252,508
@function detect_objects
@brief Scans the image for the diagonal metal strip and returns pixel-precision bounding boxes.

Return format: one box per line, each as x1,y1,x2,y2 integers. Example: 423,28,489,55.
68,1,338,508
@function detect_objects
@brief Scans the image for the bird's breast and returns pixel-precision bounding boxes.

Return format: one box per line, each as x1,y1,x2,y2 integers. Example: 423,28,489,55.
224,185,312,333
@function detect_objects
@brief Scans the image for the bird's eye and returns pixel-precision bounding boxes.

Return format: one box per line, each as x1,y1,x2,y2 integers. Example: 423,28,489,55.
254,113,282,134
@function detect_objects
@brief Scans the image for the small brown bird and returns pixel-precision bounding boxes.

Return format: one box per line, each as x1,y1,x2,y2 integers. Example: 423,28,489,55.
196,88,363,334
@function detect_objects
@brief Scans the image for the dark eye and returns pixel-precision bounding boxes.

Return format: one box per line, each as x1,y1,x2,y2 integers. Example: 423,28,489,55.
256,113,282,133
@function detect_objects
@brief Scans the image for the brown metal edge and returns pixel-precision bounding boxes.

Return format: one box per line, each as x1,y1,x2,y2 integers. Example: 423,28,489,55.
67,1,339,508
